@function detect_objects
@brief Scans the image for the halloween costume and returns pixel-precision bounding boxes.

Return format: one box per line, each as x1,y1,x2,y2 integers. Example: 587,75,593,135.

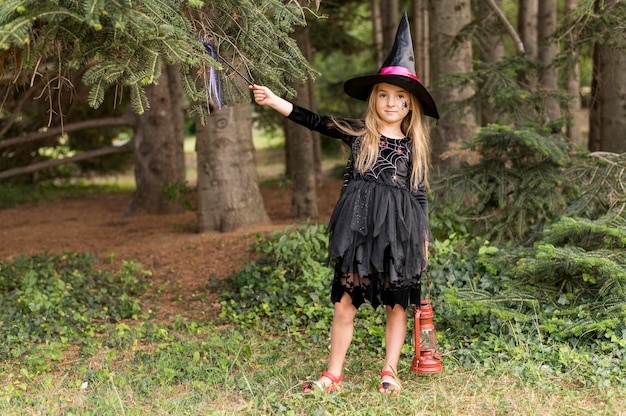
288,13,438,311
288,106,430,309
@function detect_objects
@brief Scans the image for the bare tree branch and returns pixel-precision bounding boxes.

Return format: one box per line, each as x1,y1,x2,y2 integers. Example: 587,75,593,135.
485,0,525,54
0,142,132,179
0,115,134,149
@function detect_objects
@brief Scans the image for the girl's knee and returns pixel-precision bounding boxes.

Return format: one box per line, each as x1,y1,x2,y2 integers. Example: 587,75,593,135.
334,294,357,320
386,304,408,318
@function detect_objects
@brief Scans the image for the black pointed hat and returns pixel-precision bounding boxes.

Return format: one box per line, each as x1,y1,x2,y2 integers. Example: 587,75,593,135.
344,12,439,119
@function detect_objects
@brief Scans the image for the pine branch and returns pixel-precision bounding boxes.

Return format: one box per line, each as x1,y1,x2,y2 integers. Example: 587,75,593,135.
0,0,315,119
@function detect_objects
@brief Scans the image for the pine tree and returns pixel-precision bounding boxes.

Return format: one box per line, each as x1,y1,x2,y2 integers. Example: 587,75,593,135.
435,124,573,243
0,0,314,116
446,151,626,346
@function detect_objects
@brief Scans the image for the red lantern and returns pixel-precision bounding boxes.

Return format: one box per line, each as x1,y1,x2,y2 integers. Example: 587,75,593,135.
411,298,443,374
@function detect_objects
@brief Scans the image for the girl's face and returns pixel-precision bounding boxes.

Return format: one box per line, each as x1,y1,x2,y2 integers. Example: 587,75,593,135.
374,83,412,125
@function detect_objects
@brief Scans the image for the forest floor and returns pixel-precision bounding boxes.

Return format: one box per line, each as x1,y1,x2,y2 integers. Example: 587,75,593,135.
0,148,344,322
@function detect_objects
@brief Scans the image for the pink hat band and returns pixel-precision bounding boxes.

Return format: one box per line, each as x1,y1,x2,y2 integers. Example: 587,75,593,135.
379,66,419,81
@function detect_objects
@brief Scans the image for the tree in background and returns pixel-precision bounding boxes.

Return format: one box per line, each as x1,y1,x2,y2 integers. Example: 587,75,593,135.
538,0,562,122
411,0,430,85
284,7,319,218
563,0,583,146
476,0,505,125
188,3,314,231
195,104,271,232
127,63,186,215
429,0,478,169
589,0,626,153
0,0,314,227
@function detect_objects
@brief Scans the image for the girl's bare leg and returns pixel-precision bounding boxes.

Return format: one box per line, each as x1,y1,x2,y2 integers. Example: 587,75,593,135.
382,304,408,381
317,292,357,386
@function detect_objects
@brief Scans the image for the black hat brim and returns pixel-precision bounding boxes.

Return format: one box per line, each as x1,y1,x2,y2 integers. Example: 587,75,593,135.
344,74,440,120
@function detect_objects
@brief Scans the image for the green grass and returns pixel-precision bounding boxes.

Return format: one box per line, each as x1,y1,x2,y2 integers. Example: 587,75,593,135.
2,235,624,416
1,320,623,416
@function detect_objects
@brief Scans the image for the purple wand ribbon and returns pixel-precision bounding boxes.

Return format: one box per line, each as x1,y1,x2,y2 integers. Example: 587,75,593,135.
203,42,223,110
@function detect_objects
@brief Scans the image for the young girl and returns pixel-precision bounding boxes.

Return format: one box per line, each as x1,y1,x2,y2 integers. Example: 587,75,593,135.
251,13,439,396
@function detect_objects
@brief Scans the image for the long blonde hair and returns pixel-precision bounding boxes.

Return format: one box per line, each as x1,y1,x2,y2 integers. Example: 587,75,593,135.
335,84,431,191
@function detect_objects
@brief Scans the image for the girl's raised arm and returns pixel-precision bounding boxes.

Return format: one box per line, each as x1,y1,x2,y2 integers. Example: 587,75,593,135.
250,84,293,117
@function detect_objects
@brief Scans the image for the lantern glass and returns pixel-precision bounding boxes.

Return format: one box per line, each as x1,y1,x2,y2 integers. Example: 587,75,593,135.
418,299,438,352
419,327,437,351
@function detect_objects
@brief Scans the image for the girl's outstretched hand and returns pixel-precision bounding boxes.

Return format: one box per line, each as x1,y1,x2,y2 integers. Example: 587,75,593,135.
249,84,293,116
250,84,275,106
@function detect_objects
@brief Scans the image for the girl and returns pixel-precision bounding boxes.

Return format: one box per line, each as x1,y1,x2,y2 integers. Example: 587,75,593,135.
251,13,439,396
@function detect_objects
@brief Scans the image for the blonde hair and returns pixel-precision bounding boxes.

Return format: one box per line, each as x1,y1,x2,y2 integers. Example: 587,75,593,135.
334,84,431,191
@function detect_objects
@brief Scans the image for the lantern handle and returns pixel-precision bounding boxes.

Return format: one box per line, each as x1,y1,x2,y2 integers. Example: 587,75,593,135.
414,305,421,360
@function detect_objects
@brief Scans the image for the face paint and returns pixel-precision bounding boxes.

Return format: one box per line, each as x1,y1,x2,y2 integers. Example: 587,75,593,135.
402,101,408,109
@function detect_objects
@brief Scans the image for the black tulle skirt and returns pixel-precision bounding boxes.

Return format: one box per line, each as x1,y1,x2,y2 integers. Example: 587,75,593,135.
328,179,431,310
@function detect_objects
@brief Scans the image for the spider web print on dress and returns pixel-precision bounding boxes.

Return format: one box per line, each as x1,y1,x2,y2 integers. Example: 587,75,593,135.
363,136,412,182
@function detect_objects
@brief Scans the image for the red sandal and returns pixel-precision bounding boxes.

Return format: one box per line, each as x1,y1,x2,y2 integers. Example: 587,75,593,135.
378,370,401,396
302,371,343,393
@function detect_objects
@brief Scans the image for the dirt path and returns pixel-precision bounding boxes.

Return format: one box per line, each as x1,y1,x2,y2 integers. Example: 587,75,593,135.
0,178,343,320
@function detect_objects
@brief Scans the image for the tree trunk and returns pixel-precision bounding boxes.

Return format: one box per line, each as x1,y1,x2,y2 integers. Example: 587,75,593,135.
477,0,504,63
518,0,538,57
428,0,477,169
167,64,187,180
412,0,429,84
372,0,400,67
372,0,384,66
125,64,186,216
299,12,323,184
564,0,584,147
283,18,319,218
589,0,626,153
196,104,270,232
538,0,562,122
477,0,505,125
518,0,538,89
284,114,318,218
381,0,400,53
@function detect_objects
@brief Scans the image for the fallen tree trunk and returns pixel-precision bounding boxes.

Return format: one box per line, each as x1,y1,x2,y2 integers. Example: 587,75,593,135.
0,115,134,149
0,142,132,179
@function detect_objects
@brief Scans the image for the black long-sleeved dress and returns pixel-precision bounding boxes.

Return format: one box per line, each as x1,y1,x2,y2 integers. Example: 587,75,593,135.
288,105,431,310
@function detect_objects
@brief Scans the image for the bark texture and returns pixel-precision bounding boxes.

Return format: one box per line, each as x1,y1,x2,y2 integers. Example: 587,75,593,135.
478,0,505,125
196,105,270,232
538,0,562,122
428,0,477,168
412,0,429,84
518,0,538,89
284,21,319,218
126,64,186,216
564,0,584,147
589,0,626,153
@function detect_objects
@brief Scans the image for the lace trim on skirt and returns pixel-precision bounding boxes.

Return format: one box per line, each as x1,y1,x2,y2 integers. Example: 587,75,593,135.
327,180,430,309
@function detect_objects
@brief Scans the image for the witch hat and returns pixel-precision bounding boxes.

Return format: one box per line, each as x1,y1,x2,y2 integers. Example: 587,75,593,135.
344,12,439,119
